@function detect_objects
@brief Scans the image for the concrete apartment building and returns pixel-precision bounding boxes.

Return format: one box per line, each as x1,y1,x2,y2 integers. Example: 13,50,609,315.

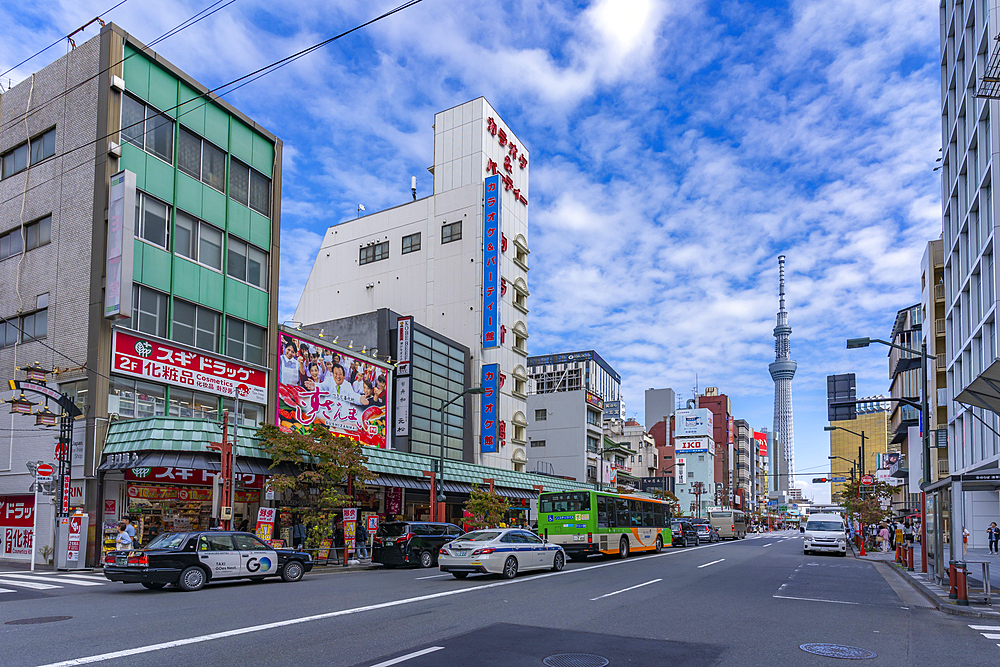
0,24,281,565
294,98,531,472
887,305,923,514
733,418,751,510
698,389,735,507
526,389,607,485
644,387,676,431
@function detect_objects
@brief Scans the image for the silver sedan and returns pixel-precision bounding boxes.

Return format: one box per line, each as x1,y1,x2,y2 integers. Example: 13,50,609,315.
438,528,566,579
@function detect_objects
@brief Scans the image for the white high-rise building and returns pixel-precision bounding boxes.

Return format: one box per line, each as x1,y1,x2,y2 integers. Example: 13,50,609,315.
769,255,796,484
294,98,531,471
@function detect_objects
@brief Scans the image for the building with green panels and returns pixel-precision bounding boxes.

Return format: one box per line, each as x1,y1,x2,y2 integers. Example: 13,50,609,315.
0,23,280,566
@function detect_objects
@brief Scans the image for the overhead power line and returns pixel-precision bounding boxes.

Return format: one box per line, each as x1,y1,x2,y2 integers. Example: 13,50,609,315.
0,0,425,212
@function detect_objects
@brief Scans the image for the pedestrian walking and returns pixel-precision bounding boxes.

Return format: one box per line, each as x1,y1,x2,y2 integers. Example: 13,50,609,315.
334,520,345,564
987,522,999,555
292,519,307,550
115,522,133,552
878,524,890,553
355,518,369,559
963,526,971,557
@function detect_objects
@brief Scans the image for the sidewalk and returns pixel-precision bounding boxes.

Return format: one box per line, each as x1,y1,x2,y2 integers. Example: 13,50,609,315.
853,542,1000,618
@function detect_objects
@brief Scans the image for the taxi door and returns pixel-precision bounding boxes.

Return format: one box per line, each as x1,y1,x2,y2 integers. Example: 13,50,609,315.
233,533,280,577
197,534,241,578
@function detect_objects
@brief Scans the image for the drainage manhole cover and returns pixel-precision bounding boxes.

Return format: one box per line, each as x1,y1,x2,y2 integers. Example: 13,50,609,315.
542,655,610,667
800,644,877,660
5,616,72,626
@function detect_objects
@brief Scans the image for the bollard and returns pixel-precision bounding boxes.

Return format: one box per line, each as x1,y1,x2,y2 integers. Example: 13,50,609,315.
949,560,958,599
896,545,903,565
906,543,915,571
956,561,969,606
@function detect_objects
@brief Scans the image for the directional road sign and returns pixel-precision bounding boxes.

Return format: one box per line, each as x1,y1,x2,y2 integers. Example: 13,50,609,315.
831,477,847,483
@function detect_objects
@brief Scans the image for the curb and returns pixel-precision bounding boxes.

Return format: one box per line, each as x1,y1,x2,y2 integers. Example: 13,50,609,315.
882,561,1000,619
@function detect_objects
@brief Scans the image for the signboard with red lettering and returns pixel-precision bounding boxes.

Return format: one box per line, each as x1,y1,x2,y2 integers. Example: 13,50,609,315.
112,330,267,403
753,431,768,457
125,467,262,488
256,507,276,542
126,485,213,501
482,175,501,348
677,438,711,454
0,494,35,560
67,515,82,561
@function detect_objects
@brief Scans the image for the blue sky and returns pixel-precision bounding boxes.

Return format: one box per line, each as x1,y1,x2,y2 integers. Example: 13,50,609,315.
2,0,943,502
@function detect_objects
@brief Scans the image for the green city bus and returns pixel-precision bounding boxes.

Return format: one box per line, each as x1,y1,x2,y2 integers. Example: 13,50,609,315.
538,490,672,560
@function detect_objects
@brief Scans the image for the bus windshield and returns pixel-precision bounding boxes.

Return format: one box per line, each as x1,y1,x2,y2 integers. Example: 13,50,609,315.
540,492,591,514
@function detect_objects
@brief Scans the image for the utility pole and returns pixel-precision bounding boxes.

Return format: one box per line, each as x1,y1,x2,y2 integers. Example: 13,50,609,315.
693,481,705,517
208,411,233,530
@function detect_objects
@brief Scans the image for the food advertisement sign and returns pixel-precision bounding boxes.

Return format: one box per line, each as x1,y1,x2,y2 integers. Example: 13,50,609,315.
276,331,390,448
112,330,267,403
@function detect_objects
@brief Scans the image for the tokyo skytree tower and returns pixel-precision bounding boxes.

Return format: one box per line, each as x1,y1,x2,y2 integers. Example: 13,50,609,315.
769,255,797,480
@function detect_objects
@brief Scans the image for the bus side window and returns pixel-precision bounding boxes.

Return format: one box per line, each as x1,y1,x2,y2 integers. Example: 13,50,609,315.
643,503,655,528
629,500,643,527
615,498,629,528
598,497,612,528
653,505,665,528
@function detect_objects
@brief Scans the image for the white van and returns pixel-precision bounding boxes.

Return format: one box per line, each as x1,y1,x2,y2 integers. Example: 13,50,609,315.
802,513,847,556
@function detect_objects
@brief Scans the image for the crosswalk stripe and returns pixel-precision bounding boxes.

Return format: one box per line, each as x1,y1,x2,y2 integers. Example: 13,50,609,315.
0,588,16,593
969,625,1000,630
59,573,108,580
981,633,1000,640
1,574,102,586
0,578,61,590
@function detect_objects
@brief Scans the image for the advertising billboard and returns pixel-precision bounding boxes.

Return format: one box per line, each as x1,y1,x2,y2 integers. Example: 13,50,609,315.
482,175,501,348
276,331,390,448
105,170,135,319
480,364,499,453
0,494,35,560
753,431,768,456
676,437,712,454
675,458,687,485
674,408,712,438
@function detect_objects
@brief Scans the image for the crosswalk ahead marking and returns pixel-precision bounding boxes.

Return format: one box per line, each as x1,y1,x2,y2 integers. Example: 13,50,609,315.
0,578,61,590
1,573,103,586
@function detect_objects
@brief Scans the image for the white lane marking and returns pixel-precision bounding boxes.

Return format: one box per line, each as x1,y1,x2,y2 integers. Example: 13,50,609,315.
969,625,1000,630
590,578,662,601
0,588,15,593
698,559,725,569
980,633,1000,640
414,574,450,580
1,573,102,586
60,573,108,579
0,578,60,590
762,544,773,548
370,646,445,667
36,540,734,667
773,594,859,605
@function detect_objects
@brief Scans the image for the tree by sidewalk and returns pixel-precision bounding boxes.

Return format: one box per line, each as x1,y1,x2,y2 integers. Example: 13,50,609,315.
841,478,898,531
463,485,510,529
651,488,681,517
257,422,374,548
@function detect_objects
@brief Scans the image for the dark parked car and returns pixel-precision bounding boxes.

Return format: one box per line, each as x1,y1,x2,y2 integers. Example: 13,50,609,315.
670,520,700,548
373,521,464,568
102,531,312,591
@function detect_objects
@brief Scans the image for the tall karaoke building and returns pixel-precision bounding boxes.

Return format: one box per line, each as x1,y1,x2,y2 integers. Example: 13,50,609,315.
769,255,796,489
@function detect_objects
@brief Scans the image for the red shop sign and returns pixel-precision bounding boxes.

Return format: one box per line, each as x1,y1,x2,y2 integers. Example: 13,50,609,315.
112,330,267,403
125,467,262,488
0,495,35,528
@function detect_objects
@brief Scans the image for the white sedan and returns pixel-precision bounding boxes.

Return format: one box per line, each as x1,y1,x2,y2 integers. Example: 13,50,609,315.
438,528,566,579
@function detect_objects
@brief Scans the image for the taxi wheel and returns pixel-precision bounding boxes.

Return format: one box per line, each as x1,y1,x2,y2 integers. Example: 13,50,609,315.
282,561,304,582
618,537,630,559
419,551,434,568
654,536,663,554
502,556,519,579
178,566,206,592
141,582,166,590
551,551,565,572
452,572,469,579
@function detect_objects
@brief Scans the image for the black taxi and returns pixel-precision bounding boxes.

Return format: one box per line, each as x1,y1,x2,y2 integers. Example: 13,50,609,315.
103,530,313,591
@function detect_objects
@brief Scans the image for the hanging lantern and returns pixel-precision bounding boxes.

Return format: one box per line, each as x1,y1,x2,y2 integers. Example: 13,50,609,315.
23,362,51,383
34,405,59,427
9,393,36,415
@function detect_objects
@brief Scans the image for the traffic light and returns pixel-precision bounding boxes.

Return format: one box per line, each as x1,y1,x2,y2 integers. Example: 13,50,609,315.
812,477,830,483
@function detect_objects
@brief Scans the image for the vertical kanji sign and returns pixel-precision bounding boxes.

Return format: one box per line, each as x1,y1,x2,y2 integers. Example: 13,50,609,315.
480,363,499,453
482,175,501,348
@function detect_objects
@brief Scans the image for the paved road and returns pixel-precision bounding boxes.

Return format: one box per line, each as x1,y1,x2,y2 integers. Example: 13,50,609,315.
1,531,998,666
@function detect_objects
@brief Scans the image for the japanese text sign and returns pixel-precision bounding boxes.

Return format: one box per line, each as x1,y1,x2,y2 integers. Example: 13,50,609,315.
482,175,501,349
753,431,767,457
480,363,499,453
112,330,267,403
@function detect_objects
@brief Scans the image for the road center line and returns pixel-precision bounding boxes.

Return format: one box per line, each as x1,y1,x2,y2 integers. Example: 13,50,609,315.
370,646,444,667
590,578,662,601
35,541,734,667
773,594,859,605
697,559,725,569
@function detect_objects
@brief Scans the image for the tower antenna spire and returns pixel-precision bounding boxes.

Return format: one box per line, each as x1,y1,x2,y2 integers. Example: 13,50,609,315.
769,255,796,494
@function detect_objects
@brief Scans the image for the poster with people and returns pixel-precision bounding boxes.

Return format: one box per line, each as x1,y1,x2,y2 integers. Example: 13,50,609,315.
276,332,390,448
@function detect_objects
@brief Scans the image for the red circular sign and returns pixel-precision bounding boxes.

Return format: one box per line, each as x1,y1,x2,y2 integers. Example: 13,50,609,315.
36,464,54,478
861,474,875,485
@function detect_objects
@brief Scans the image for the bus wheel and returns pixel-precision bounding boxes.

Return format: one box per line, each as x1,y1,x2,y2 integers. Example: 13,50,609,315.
618,537,630,559
654,536,663,554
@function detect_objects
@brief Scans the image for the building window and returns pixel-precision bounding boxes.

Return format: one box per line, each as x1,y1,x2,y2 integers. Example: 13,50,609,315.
0,216,51,261
135,192,170,249
1,128,55,179
178,127,226,192
226,317,265,366
688,471,694,478
587,409,601,426
19,308,47,342
0,317,17,348
126,284,168,339
221,397,264,427
402,232,421,255
174,212,223,270
441,221,462,244
172,299,220,352
359,241,389,265
168,387,218,420
227,237,268,290
121,94,173,163
60,380,89,415
108,376,166,419
228,158,271,216
587,435,600,453
530,439,546,447
534,409,547,421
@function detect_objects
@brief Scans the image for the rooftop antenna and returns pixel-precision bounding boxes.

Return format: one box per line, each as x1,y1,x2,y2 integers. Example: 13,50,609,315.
411,176,417,201
357,204,365,218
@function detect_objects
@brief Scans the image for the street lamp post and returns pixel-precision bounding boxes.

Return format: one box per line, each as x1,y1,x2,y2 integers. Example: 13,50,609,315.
847,336,935,573
434,386,486,522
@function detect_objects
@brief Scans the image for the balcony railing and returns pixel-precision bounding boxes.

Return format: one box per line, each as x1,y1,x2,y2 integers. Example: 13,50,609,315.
934,284,945,301
935,318,945,335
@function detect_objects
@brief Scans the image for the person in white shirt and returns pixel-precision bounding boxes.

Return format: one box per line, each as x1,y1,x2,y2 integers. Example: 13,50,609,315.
325,364,359,403
280,341,301,385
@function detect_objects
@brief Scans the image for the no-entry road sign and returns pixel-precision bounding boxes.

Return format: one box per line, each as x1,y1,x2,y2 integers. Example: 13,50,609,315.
861,474,875,485
35,463,53,478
